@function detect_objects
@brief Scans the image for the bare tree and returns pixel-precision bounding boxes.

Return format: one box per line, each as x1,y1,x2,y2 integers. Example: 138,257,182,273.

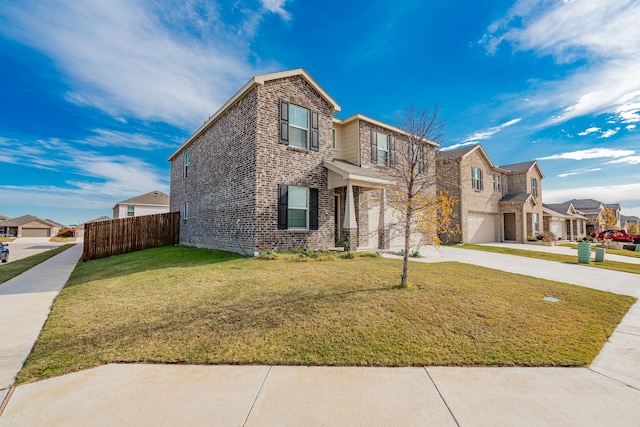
383,105,455,288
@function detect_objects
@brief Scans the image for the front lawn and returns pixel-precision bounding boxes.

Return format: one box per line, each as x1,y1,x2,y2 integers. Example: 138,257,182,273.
17,246,634,384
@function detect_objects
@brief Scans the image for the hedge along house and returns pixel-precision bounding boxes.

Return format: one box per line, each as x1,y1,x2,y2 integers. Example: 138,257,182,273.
168,69,437,254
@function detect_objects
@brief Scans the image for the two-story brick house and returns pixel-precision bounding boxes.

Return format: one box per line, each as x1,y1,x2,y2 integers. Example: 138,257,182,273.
168,69,437,254
436,144,544,243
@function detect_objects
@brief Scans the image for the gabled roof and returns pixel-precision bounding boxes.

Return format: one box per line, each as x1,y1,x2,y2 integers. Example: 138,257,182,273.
0,215,8,221
499,160,545,179
436,144,504,171
169,68,341,161
0,215,62,227
543,202,573,215
606,203,621,211
499,193,538,206
114,191,169,208
543,203,586,219
334,114,438,147
45,219,68,228
566,199,603,210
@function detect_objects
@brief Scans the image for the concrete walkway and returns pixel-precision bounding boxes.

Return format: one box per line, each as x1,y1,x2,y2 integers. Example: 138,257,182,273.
1,244,639,426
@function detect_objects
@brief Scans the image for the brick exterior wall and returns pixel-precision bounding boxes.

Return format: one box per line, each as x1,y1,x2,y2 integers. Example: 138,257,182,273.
254,76,335,250
170,75,338,254
170,88,259,253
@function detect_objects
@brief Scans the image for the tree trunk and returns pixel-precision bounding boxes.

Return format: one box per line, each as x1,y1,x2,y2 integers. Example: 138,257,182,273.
400,206,412,287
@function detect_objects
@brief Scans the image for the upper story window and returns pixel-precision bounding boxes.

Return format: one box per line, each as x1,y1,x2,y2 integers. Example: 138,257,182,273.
184,151,189,179
277,184,319,231
493,174,501,191
127,206,135,217
279,100,319,151
332,129,336,149
370,130,395,166
531,177,538,197
472,167,484,190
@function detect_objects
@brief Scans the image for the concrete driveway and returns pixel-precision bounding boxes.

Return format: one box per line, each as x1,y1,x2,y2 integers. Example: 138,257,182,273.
1,238,73,263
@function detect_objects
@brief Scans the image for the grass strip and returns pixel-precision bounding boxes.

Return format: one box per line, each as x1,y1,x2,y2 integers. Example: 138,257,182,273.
0,244,75,285
460,244,640,275
559,243,640,259
17,245,634,384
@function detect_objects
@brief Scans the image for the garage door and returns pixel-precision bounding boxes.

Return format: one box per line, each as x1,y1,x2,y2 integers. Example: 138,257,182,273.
22,228,51,237
550,221,563,239
467,213,496,243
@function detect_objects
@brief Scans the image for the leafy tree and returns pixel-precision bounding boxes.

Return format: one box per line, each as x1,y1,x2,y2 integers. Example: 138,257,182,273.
383,105,456,288
600,207,618,230
628,223,639,236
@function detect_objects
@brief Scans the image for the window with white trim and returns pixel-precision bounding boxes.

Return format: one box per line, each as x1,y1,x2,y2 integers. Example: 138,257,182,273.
531,177,538,197
472,167,484,190
533,213,540,233
277,185,319,230
127,206,135,217
279,100,319,151
184,151,189,179
492,174,501,191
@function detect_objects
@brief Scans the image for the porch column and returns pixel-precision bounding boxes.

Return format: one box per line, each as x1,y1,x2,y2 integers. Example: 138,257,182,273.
343,182,358,250
570,219,575,241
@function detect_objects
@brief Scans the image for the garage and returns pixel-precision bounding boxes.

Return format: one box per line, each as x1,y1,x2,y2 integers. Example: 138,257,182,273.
467,213,496,243
549,221,564,240
22,228,51,237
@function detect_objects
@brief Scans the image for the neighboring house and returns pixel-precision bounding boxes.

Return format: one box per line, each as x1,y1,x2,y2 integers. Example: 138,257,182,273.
558,199,621,235
621,214,639,232
0,215,64,237
436,144,544,243
542,202,588,240
113,191,170,219
168,68,436,254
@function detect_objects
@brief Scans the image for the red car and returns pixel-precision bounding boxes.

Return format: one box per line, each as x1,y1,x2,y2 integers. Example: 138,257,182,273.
591,229,640,243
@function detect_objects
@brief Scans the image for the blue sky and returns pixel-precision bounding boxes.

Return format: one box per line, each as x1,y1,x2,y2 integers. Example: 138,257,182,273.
1,0,639,226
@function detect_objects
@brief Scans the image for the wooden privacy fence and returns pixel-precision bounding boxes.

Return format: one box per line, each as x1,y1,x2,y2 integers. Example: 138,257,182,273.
83,212,180,261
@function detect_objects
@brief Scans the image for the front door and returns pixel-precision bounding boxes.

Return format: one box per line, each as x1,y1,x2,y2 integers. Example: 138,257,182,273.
503,213,516,241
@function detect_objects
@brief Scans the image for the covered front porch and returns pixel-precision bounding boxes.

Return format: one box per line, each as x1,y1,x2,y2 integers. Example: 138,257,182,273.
324,159,393,250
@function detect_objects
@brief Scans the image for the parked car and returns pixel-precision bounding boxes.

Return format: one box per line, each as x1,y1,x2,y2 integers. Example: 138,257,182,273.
590,229,640,243
0,242,8,263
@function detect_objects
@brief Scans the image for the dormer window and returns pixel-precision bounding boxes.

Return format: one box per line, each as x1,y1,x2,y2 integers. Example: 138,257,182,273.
531,177,538,197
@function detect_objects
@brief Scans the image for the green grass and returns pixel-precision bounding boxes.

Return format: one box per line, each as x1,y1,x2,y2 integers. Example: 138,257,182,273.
559,243,640,259
460,244,640,275
17,245,634,384
0,244,75,285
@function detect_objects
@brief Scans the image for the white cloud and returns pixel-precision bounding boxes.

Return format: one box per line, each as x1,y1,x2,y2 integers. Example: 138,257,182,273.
539,148,635,161
459,118,522,144
483,0,640,127
260,0,290,21
577,127,600,136
557,168,601,178
606,156,640,165
599,127,620,138
0,0,289,129
627,124,637,130
0,135,168,202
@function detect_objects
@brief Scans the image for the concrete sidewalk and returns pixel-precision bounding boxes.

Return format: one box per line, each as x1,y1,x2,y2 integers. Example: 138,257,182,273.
1,244,639,426
0,244,82,389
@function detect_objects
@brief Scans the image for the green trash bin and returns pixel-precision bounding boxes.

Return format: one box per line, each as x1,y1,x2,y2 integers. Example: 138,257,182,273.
595,247,605,262
577,242,591,264
636,244,640,252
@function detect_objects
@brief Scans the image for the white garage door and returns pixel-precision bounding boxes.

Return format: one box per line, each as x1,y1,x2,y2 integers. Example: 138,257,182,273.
22,228,51,237
550,221,563,239
467,213,496,243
